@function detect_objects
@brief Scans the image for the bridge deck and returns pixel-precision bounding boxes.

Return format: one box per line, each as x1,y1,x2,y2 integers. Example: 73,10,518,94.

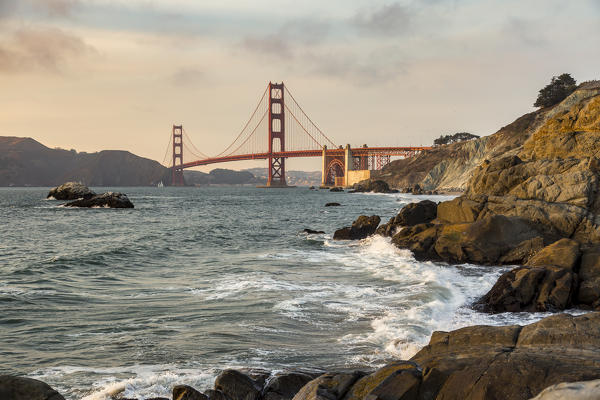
180,147,431,169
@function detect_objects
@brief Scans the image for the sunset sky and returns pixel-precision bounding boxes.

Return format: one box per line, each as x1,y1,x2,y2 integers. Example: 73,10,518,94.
1,0,599,171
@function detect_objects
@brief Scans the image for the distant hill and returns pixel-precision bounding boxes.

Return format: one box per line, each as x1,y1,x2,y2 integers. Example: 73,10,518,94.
0,136,320,187
244,168,321,186
184,169,261,185
0,137,170,186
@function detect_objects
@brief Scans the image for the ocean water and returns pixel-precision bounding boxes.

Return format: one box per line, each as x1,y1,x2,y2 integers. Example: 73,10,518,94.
0,187,564,400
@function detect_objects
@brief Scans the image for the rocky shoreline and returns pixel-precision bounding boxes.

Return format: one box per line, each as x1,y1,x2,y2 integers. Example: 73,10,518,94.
6,83,600,399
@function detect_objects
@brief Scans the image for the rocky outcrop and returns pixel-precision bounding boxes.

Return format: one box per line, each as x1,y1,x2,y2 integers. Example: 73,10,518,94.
351,180,397,194
174,385,208,400
377,200,438,237
531,379,600,400
47,182,95,200
64,192,134,208
0,375,65,400
333,215,381,240
325,203,341,207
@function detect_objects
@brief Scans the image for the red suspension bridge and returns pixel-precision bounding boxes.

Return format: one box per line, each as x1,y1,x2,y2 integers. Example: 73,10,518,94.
162,82,431,187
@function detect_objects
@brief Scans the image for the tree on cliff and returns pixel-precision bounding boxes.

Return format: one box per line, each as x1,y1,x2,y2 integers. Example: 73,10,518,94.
534,73,577,108
434,132,479,146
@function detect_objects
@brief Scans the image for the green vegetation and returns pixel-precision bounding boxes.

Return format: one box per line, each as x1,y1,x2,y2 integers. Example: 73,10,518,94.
534,73,577,108
433,132,479,146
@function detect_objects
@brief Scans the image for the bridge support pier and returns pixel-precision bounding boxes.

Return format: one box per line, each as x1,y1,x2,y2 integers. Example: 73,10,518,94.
172,125,185,186
267,82,287,187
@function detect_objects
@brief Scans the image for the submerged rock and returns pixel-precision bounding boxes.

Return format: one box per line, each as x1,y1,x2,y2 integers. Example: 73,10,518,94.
64,192,134,208
47,182,95,200
352,180,398,194
0,375,65,400
333,215,381,240
325,202,341,207
330,187,344,192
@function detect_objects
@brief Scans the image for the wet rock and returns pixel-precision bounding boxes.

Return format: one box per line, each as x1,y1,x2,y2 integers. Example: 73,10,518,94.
303,229,325,234
47,182,95,200
476,265,576,312
309,186,316,190
377,201,437,237
65,192,134,208
342,362,419,400
352,180,397,194
292,371,366,400
0,375,65,400
436,196,485,224
173,385,208,400
391,223,442,261
333,215,381,240
403,313,600,400
330,187,344,192
531,379,600,399
214,370,262,400
264,372,320,400
326,203,341,207
205,389,230,400
526,238,581,270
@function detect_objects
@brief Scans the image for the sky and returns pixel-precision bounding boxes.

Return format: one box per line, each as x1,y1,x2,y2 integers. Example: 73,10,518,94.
1,0,599,172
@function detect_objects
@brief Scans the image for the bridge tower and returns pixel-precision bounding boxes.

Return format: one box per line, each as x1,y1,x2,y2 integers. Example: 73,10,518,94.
172,125,184,186
267,82,287,186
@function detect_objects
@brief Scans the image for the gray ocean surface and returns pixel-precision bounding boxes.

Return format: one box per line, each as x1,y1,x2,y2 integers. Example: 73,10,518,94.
0,187,559,399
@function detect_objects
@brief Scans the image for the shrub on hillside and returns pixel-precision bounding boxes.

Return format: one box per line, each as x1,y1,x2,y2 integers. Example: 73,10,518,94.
534,73,577,108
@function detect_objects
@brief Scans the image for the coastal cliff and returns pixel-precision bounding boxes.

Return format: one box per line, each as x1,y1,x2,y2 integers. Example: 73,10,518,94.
373,81,600,191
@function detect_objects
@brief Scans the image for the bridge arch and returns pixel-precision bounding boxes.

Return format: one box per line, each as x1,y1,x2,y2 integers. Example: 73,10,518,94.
325,158,345,186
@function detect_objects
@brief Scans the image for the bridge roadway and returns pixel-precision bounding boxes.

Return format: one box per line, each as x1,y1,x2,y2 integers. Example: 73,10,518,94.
180,146,432,169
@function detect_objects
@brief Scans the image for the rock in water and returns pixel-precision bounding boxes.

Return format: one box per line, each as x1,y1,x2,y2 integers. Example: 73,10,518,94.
330,187,344,192
377,200,438,236
214,369,262,400
47,182,95,200
173,385,208,400
325,202,341,207
333,215,381,240
65,192,134,208
303,229,325,234
0,375,65,400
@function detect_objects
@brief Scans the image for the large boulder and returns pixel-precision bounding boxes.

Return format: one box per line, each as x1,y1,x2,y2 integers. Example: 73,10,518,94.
173,385,208,400
341,313,600,400
476,265,577,312
377,201,438,237
65,192,134,208
0,376,65,400
263,372,320,400
214,370,262,400
530,379,600,400
47,182,95,200
292,371,366,400
333,215,381,240
526,238,581,270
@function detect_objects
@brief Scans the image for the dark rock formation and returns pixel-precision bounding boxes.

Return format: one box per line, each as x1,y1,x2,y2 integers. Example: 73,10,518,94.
330,187,344,192
392,215,552,265
333,215,381,240
303,229,325,234
47,182,95,200
292,371,366,400
263,372,318,400
352,180,398,194
0,375,65,400
476,265,576,312
65,192,134,208
377,200,438,236
214,369,263,400
325,202,341,207
173,385,208,400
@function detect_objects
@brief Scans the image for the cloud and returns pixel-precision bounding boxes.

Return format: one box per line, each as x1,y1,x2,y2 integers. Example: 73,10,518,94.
170,67,204,86
353,3,413,36
0,26,94,73
0,0,18,19
240,18,330,58
32,0,81,17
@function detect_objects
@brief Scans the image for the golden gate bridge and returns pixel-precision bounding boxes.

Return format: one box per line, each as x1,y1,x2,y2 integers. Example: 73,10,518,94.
162,82,431,187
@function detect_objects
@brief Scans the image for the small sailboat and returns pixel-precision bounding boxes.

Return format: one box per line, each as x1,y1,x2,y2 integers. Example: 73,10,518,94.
157,181,164,188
